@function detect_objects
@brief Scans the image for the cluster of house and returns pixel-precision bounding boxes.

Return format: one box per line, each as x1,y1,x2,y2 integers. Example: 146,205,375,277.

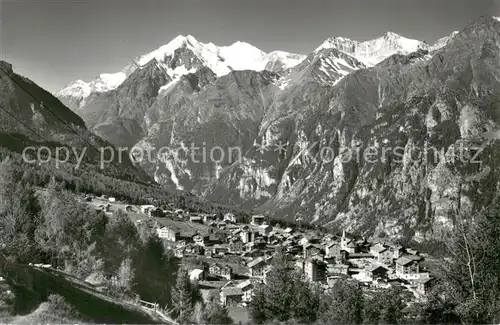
132,205,436,307
297,231,435,298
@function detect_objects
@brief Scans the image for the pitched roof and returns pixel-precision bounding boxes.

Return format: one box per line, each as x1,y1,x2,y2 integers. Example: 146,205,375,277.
347,241,357,248
189,269,204,278
396,256,414,266
326,241,338,248
412,277,434,284
248,257,266,268
221,287,243,296
371,243,388,253
366,264,389,273
236,279,253,289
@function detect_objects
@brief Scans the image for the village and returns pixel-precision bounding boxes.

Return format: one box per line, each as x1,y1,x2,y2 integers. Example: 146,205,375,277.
87,195,436,312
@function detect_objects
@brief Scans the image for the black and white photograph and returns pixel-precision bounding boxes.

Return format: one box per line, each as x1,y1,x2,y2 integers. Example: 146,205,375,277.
0,0,500,323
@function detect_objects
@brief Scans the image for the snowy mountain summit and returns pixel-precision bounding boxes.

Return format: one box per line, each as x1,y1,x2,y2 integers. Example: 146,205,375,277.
316,32,428,66
58,35,306,109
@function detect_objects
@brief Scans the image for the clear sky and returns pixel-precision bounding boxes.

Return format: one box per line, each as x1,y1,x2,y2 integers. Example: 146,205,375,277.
0,0,497,93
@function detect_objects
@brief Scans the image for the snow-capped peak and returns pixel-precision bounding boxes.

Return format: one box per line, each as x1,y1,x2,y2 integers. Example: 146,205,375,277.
429,31,459,52
261,51,307,72
132,34,201,68
58,35,306,107
218,41,266,71
316,32,428,66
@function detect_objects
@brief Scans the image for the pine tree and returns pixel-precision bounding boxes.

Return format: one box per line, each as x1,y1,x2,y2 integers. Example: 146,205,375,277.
250,250,319,324
441,197,500,323
204,297,233,324
116,256,135,294
171,268,194,323
317,280,364,325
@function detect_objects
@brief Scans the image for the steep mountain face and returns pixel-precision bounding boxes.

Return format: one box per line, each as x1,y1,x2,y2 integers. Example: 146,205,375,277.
58,73,127,110
0,60,149,181
77,59,172,148
0,61,87,143
204,16,500,240
134,69,279,191
316,32,428,66
429,31,459,52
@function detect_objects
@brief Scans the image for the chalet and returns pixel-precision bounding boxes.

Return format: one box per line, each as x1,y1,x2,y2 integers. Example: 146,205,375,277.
325,242,341,258
229,239,244,253
140,205,155,214
156,227,181,242
240,229,255,244
216,221,228,229
203,213,217,224
224,213,237,223
150,208,165,218
307,236,321,244
209,232,225,244
174,247,185,258
248,257,268,277
252,238,267,250
212,245,229,256
328,263,350,275
407,248,420,256
189,269,205,283
98,204,111,212
209,264,233,280
299,237,310,246
304,259,327,282
395,256,421,279
259,225,273,236
391,245,405,259
220,287,243,306
193,233,209,246
366,265,389,281
370,243,393,265
251,215,266,226
303,244,322,259
163,210,176,218
190,216,203,224
412,276,435,296
286,245,302,256
237,279,256,302
186,245,205,256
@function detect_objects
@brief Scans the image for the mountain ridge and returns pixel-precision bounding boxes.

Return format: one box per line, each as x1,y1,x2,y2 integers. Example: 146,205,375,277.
51,15,500,240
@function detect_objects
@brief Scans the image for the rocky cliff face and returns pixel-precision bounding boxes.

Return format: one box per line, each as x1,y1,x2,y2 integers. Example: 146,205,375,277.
0,60,149,182
58,16,500,240
214,16,500,240
199,16,500,240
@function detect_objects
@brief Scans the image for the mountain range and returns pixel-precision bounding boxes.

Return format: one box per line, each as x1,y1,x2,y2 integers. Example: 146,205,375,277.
45,15,500,240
